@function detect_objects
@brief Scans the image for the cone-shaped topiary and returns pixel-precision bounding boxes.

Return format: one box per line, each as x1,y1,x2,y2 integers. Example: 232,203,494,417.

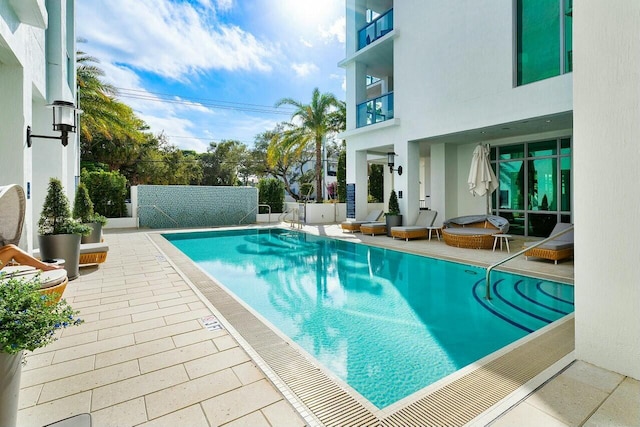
38,178,91,236
72,182,107,226
386,189,401,216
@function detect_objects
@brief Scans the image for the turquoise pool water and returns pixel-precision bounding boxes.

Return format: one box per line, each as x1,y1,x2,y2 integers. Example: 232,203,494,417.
165,228,574,409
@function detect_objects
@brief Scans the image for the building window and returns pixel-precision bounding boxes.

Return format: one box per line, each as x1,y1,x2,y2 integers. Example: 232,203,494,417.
491,138,571,237
516,0,572,85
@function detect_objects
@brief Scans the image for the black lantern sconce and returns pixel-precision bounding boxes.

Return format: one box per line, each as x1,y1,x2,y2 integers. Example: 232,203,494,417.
27,100,80,148
387,151,403,175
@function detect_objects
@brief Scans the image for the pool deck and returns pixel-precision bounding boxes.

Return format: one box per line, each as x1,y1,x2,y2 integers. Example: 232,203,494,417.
17,224,639,427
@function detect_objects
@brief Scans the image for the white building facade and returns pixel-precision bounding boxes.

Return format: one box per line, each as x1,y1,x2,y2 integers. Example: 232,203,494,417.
0,0,78,251
341,0,639,384
340,0,573,236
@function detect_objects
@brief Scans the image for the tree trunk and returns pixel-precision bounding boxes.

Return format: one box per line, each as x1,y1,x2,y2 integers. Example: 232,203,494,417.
315,137,323,202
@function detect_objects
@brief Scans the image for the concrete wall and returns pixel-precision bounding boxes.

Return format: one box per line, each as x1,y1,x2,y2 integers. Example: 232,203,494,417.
573,1,640,379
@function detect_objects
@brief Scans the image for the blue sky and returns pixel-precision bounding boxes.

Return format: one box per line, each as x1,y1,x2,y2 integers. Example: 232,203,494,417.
76,0,346,152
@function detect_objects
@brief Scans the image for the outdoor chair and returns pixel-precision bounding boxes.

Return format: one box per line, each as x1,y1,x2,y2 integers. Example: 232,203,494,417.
524,222,574,264
390,210,438,241
341,209,383,233
441,215,510,249
1,264,69,303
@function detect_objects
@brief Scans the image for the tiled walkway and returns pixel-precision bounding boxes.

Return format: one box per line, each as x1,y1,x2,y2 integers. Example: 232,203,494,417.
17,225,639,426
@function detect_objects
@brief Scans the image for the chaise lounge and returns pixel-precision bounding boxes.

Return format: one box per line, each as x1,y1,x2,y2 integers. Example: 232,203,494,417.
441,215,510,249
390,210,438,241
524,222,574,264
341,209,383,233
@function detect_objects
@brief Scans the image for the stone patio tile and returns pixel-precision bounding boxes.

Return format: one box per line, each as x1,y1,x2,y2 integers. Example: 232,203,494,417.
157,293,200,309
95,337,175,369
22,352,54,371
188,301,206,310
78,300,130,316
491,402,568,427
134,319,202,343
145,369,241,419
200,379,282,426
52,334,135,364
222,411,270,427
39,360,140,403
61,314,131,337
232,362,264,385
101,290,154,305
562,361,625,394
584,377,640,427
213,335,239,351
21,355,95,388
172,327,226,348
17,390,91,427
137,404,209,427
71,288,127,303
131,304,189,322
129,291,183,306
139,340,216,374
261,400,306,427
35,330,98,353
92,365,189,411
184,347,249,379
18,384,43,410
98,317,165,340
99,302,159,320
153,284,189,295
527,370,610,426
90,397,148,427
164,307,212,325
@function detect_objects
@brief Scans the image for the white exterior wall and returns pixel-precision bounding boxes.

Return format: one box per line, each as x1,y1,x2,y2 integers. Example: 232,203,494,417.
573,1,640,379
342,0,573,223
0,1,78,251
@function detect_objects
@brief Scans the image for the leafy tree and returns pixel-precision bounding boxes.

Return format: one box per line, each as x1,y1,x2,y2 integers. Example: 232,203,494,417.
81,169,128,218
258,178,285,213
200,140,247,186
337,143,346,202
272,88,344,202
369,164,384,203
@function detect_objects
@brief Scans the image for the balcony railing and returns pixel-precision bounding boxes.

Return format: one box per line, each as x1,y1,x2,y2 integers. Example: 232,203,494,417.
358,8,393,50
357,92,394,128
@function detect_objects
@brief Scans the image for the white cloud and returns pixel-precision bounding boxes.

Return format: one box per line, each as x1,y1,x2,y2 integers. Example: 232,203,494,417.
319,17,346,44
77,0,277,80
291,62,319,77
215,0,233,11
300,37,313,48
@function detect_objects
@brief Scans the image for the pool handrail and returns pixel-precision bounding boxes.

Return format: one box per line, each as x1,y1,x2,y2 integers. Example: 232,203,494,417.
239,204,271,224
485,224,574,300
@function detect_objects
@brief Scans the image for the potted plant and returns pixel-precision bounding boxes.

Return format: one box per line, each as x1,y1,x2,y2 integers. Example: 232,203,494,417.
38,178,91,280
73,182,107,244
385,189,403,236
0,275,82,427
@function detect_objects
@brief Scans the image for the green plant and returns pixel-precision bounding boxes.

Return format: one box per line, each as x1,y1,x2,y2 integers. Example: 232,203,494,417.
0,275,83,354
38,178,91,236
369,164,384,203
386,190,401,216
337,146,346,203
81,169,127,218
73,182,108,226
258,178,285,214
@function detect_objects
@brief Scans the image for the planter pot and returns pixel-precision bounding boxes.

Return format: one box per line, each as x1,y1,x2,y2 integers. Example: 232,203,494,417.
385,215,403,237
38,234,81,280
0,351,23,427
81,222,102,244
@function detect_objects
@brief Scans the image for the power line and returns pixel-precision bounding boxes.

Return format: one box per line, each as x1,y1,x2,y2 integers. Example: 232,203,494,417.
114,87,296,116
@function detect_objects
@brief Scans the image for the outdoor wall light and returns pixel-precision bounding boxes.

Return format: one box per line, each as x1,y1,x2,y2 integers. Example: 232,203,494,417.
387,152,403,175
26,100,80,148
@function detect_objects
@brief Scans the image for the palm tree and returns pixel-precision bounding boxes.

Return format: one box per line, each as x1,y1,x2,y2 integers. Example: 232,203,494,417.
271,88,344,202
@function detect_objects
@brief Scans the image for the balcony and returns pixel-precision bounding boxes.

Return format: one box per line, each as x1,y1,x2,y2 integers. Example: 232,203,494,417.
357,92,394,128
358,8,393,50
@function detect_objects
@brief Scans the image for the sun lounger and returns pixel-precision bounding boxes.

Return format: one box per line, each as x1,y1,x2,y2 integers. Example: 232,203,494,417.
1,265,69,303
442,215,510,249
341,209,383,233
524,223,574,264
391,211,438,241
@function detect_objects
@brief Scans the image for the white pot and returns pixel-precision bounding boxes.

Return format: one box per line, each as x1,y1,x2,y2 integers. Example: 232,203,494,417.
0,351,23,427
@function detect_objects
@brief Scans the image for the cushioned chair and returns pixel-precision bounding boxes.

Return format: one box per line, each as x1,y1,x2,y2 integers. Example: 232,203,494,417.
524,223,574,264
359,221,388,236
341,209,383,233
441,215,510,249
0,265,68,303
390,210,438,241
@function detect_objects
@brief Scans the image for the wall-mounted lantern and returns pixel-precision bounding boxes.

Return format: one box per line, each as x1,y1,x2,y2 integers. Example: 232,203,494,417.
387,151,403,175
27,100,80,148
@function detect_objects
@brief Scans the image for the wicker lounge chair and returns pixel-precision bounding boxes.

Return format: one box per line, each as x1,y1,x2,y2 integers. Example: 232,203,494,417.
524,222,574,264
359,221,387,236
0,265,68,303
341,209,383,233
390,210,438,241
442,215,509,249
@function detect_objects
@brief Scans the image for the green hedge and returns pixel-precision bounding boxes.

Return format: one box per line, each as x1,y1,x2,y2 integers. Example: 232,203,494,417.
258,178,284,214
81,170,128,218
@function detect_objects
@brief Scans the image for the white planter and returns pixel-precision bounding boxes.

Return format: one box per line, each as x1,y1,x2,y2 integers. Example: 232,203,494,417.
0,351,23,427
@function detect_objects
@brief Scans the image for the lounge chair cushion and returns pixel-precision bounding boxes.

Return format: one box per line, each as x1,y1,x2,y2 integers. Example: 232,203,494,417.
80,242,109,254
1,267,69,289
443,228,496,236
443,215,510,233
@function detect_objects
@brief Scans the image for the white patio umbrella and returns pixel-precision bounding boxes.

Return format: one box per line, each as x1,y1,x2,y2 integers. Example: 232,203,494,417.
468,144,498,214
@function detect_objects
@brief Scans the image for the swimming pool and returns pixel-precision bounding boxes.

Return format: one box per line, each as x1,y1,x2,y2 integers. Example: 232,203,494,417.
165,228,574,409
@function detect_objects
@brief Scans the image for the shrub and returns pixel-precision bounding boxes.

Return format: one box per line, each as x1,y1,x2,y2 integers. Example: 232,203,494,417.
337,147,346,203
368,164,384,203
258,178,285,214
386,190,401,216
81,169,127,218
0,275,83,354
38,178,91,236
